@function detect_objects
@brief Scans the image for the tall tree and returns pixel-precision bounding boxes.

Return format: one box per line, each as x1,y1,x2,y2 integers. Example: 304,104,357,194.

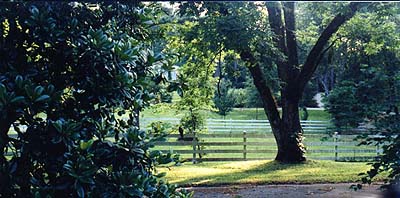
248,2,363,162
177,2,363,162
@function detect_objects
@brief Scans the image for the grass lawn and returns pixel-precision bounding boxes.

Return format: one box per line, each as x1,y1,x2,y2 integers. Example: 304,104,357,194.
157,160,386,186
142,106,331,121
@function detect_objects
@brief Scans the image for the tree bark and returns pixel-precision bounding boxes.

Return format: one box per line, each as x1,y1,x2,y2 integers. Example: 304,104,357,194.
240,52,281,131
240,51,286,157
264,2,306,162
245,2,363,163
277,85,306,162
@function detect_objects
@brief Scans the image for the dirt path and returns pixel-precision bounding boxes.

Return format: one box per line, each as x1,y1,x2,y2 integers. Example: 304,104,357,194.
185,183,383,198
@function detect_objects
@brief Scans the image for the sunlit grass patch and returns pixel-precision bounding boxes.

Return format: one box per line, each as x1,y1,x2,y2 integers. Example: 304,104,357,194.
158,160,386,186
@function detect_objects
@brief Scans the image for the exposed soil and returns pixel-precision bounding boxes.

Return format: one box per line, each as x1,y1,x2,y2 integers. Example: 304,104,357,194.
184,183,384,198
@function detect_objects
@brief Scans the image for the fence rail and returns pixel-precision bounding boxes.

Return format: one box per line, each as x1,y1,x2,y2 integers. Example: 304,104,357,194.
153,132,381,163
6,118,379,163
141,118,332,134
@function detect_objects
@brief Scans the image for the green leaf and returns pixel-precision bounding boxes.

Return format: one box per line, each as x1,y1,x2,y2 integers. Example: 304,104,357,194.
0,83,6,99
10,96,25,104
15,75,23,88
75,182,85,198
79,140,94,150
34,86,44,96
47,84,55,94
143,20,154,25
133,148,145,155
30,5,39,16
177,87,183,97
52,120,63,132
35,95,50,102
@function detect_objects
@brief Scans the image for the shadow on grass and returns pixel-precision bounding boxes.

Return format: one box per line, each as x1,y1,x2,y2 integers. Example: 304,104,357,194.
174,160,319,187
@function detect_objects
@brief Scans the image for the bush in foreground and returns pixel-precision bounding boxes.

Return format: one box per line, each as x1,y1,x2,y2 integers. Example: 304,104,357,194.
0,2,190,197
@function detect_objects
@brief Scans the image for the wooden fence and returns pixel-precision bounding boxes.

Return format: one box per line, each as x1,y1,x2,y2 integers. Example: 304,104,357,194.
142,118,381,162
153,132,382,163
6,118,379,162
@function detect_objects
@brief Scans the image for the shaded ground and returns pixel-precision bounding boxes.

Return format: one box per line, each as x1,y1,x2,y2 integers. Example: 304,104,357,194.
185,183,383,198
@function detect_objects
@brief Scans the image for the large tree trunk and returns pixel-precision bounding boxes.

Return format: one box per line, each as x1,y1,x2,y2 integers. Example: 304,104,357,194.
277,86,306,162
248,64,306,162
265,2,306,162
241,2,362,163
243,52,305,163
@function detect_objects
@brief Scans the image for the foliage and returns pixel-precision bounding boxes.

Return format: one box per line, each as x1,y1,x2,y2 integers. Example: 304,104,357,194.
0,2,191,197
244,76,264,108
299,81,319,108
164,14,217,136
326,65,396,129
324,81,365,129
324,7,400,130
175,1,280,111
180,110,206,134
213,79,235,116
318,3,400,190
222,54,248,89
230,88,247,108
356,112,400,190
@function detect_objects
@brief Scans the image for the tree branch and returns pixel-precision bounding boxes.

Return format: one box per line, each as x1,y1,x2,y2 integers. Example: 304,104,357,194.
240,51,281,130
297,2,362,89
314,37,339,69
266,2,289,82
282,2,300,79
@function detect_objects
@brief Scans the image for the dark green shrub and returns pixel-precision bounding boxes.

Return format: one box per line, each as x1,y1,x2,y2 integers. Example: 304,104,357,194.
0,2,191,197
324,80,365,129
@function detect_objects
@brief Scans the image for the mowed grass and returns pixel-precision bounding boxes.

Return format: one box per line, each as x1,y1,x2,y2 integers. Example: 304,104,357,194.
157,160,386,186
142,107,331,121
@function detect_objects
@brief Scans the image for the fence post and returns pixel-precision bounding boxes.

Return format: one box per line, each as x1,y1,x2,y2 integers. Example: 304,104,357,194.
192,132,197,164
376,144,380,156
243,130,247,160
230,119,232,133
334,132,338,161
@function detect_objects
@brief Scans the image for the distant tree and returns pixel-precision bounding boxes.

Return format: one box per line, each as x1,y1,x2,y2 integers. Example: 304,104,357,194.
317,3,400,192
244,78,264,108
324,80,365,129
213,79,235,117
163,16,216,150
299,80,319,108
221,54,248,89
325,6,400,130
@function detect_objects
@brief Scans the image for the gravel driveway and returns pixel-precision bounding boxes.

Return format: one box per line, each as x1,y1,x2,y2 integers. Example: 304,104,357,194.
185,183,383,198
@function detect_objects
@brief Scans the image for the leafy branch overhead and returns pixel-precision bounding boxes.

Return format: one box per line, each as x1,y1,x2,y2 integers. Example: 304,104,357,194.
176,2,365,162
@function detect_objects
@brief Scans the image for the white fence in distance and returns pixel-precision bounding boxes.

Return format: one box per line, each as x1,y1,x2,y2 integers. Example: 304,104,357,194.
140,118,332,134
